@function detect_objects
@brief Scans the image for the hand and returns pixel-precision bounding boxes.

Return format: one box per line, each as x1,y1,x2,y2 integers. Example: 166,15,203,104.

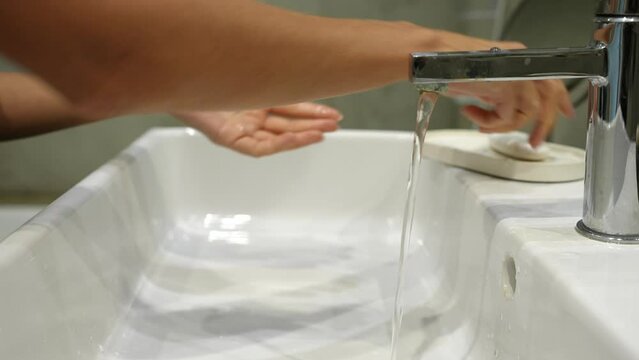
431,31,576,147
448,79,575,147
174,103,343,157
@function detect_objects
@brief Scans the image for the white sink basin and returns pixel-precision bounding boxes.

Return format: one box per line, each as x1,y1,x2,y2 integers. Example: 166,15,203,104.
1,129,637,360
0,205,43,240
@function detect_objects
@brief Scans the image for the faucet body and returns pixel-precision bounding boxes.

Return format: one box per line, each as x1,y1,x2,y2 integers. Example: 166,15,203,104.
411,1,639,242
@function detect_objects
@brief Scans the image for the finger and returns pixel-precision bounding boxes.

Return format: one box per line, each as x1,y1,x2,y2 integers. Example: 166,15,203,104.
232,132,292,157
233,131,324,157
485,81,538,130
211,117,261,146
515,81,541,120
462,105,513,129
252,129,276,141
270,103,343,120
288,131,325,149
476,109,529,133
557,81,576,118
264,115,339,133
462,106,500,128
251,130,321,151
529,102,557,148
491,83,519,128
536,80,575,119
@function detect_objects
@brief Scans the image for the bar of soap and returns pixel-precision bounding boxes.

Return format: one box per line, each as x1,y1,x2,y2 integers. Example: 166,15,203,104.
488,132,550,161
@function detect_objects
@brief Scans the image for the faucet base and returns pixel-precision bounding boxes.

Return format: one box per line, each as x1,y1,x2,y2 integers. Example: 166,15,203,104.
576,220,639,244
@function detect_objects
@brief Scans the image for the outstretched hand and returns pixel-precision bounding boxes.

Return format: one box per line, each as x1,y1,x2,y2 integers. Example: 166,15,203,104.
174,103,343,157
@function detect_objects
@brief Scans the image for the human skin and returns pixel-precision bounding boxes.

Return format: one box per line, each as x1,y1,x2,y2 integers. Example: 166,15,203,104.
0,0,573,150
0,72,344,157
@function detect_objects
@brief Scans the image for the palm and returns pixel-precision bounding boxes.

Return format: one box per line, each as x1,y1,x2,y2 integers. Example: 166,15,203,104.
175,103,342,157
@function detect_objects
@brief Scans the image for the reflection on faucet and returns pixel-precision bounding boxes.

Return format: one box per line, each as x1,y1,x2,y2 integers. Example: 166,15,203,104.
411,0,639,242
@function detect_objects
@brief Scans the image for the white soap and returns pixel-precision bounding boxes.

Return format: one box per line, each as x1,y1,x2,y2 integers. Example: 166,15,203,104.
488,132,551,161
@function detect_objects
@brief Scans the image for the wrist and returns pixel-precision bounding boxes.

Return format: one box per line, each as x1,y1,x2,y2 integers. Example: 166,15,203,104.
348,20,441,83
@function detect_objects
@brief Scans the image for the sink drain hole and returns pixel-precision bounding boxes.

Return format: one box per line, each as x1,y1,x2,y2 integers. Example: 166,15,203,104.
502,255,517,299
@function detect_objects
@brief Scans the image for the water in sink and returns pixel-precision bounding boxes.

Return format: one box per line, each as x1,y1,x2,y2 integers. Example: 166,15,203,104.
391,91,439,360
98,215,403,360
89,91,441,360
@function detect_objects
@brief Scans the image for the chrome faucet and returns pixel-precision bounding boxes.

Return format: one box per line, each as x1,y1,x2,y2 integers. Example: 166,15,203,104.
411,0,639,243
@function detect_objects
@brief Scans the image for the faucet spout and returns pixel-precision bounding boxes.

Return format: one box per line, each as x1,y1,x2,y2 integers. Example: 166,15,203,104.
410,12,639,242
410,46,608,85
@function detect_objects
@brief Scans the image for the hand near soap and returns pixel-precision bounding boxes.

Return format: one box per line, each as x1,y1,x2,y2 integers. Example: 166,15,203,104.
433,36,575,148
174,103,342,157
489,132,550,161
449,79,575,148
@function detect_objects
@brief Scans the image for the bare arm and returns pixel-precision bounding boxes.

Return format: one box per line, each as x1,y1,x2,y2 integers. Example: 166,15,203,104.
0,72,344,158
0,72,93,140
0,0,574,146
0,0,496,117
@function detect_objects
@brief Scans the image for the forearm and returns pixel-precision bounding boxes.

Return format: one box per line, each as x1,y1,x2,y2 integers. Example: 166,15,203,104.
0,0,446,117
0,73,93,140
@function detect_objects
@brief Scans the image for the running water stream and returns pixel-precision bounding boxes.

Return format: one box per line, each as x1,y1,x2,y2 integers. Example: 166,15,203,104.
390,90,440,360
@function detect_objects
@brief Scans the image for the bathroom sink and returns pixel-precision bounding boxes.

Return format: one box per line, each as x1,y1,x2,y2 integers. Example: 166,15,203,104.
0,205,43,241
0,129,637,360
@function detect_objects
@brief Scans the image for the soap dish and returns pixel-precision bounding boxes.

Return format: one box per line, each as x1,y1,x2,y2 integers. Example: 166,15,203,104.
422,129,585,183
